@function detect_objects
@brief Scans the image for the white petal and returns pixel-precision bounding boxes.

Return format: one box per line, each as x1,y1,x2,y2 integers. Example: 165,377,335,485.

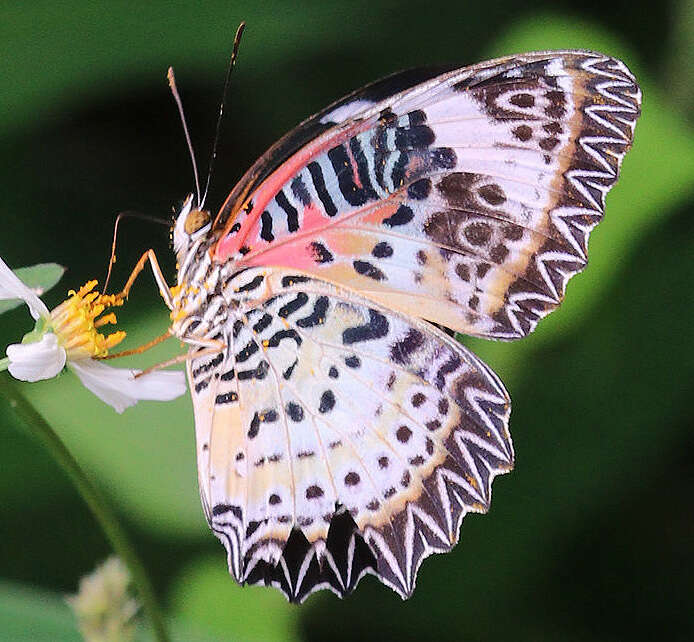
6,333,66,382
69,359,187,414
0,256,50,319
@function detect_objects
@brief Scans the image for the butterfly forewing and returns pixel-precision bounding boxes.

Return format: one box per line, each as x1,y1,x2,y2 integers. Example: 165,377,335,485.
214,51,640,339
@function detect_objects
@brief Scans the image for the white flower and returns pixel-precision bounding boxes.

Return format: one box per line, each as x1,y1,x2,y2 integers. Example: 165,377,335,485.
0,256,50,319
6,333,66,381
1,256,186,413
70,359,185,414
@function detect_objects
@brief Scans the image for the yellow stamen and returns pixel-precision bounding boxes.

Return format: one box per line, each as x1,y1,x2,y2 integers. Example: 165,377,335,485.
94,313,117,328
49,280,127,359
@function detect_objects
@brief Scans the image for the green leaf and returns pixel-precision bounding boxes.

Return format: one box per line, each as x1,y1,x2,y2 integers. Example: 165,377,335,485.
0,263,65,315
0,580,80,641
168,556,301,642
0,579,230,642
0,2,380,138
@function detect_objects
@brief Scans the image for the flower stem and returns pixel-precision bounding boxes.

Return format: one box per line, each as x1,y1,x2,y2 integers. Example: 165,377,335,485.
1,383,169,642
0,357,8,371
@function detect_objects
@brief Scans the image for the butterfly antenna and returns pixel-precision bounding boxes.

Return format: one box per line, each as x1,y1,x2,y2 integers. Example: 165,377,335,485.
201,21,246,208
168,67,202,207
102,211,171,295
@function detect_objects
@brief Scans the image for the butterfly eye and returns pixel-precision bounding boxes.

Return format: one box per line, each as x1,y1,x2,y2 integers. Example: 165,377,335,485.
184,209,210,234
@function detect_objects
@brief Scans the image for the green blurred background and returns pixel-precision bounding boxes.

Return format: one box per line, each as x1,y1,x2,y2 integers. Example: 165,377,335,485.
1,1,693,640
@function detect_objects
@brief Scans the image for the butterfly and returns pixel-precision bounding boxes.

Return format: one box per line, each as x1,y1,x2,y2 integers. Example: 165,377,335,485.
161,48,641,603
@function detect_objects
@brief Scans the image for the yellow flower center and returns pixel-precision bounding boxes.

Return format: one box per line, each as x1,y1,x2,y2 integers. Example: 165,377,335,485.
49,280,126,359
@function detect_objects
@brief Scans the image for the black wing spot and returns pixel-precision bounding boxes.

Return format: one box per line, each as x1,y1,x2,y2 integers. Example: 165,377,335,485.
319,390,336,413
407,178,432,200
286,401,304,422
408,109,427,126
248,413,260,439
394,125,435,150
344,472,360,486
215,391,239,405
307,161,337,217
291,175,312,206
390,328,425,365
478,183,506,206
344,355,361,369
236,340,259,362
191,352,224,378
438,397,449,415
238,360,269,381
382,204,414,227
212,504,242,518
353,260,386,281
280,275,310,287
371,241,393,258
328,144,369,207
296,296,329,328
411,392,426,407
510,93,535,108
267,328,302,348
390,151,409,188
260,210,274,242
306,485,324,499
396,425,412,443
283,359,298,380
252,313,273,333
309,241,334,263
343,309,389,345
236,274,264,293
278,293,309,318
262,409,279,422
275,190,299,232
512,124,533,141
431,147,457,169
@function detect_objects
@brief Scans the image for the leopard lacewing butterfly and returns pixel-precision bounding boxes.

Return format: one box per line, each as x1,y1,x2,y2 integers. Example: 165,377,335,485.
167,49,640,602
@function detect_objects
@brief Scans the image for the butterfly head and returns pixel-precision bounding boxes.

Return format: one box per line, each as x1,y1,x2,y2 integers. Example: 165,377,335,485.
173,194,212,259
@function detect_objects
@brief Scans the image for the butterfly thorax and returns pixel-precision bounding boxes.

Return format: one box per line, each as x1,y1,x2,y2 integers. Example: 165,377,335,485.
170,198,269,343
170,196,231,341
170,247,227,341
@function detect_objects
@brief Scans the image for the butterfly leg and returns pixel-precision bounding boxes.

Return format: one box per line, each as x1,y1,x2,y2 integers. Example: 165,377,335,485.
133,335,226,379
97,329,173,360
114,249,173,310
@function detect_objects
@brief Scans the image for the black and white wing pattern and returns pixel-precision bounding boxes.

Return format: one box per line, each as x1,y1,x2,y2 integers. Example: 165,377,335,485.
173,48,641,603
186,268,511,602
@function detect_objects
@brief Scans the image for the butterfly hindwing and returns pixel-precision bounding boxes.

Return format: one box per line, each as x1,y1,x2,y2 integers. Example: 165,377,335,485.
187,268,512,601
213,51,640,339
